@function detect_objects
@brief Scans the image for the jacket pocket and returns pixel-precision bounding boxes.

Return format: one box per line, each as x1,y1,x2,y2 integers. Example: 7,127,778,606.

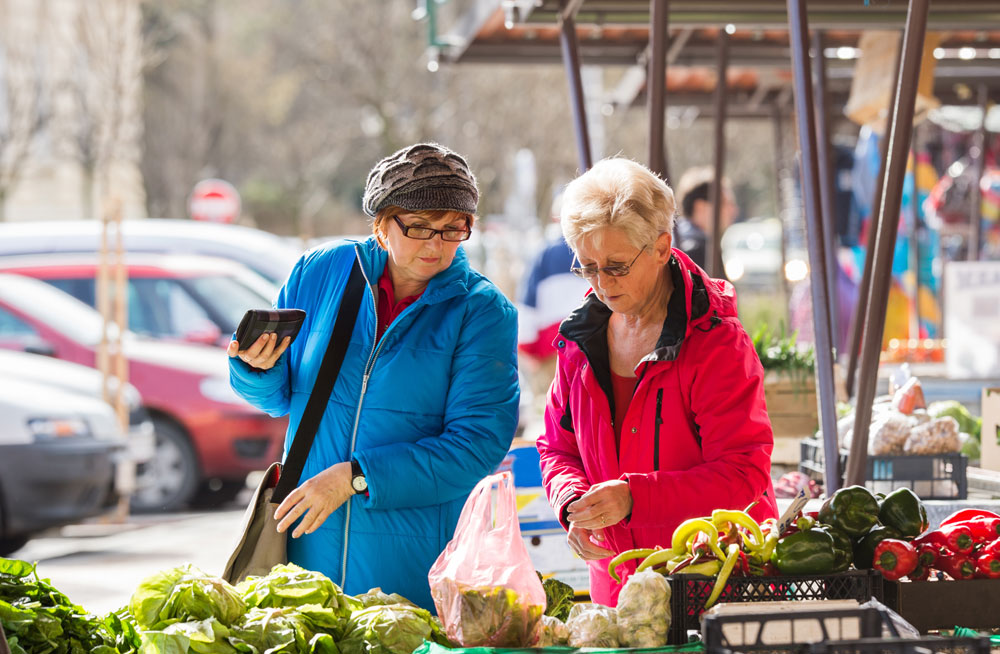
653,389,663,471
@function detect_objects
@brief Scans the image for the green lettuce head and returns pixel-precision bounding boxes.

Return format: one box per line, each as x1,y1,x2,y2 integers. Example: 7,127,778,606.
339,603,444,654
228,606,339,654
129,565,246,630
237,563,357,616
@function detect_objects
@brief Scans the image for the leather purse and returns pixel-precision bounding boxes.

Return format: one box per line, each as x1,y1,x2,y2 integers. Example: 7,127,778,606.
235,308,307,348
222,259,365,584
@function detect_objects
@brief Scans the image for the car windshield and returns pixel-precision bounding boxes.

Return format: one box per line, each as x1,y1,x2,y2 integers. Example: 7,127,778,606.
0,275,105,346
184,275,276,332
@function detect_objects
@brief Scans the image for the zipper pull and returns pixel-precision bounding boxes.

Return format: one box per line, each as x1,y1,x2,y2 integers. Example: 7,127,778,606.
361,373,369,395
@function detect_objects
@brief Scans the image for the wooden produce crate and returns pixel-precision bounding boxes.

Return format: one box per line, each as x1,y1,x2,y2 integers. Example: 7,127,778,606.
884,578,1000,633
765,371,819,465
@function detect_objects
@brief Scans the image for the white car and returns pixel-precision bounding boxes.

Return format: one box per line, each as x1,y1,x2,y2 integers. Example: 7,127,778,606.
0,349,155,469
721,217,809,290
0,219,303,285
0,377,127,555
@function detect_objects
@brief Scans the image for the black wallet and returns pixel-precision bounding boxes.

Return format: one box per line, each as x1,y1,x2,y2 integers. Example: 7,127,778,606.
235,309,306,347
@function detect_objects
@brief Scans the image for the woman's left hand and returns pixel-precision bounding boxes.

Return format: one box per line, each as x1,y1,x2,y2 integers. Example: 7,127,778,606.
566,480,633,530
274,461,353,538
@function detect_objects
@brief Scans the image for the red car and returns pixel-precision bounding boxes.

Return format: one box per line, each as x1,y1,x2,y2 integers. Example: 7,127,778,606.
0,253,279,347
0,274,287,511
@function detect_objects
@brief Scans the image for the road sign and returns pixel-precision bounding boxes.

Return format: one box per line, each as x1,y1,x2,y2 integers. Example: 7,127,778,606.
189,178,241,223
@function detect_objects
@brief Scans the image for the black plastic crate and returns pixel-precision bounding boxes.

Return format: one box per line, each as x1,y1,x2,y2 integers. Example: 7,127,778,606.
809,636,992,654
702,607,885,654
798,438,967,500
667,570,885,645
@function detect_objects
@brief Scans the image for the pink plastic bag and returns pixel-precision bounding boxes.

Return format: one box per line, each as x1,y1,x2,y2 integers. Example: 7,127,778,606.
428,471,546,647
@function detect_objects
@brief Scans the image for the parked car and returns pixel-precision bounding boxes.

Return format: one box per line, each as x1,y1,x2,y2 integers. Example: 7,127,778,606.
721,217,810,291
0,253,279,347
0,349,156,480
0,274,287,512
0,377,126,555
0,219,302,285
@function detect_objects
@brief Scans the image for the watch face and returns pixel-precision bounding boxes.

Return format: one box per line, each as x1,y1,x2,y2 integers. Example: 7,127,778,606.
352,475,368,492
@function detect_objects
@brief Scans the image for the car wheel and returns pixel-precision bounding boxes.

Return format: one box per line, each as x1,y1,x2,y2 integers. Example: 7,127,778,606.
0,535,29,557
189,479,246,509
131,418,200,512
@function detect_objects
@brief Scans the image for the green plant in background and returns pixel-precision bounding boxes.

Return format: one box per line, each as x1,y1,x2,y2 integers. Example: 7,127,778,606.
751,322,815,381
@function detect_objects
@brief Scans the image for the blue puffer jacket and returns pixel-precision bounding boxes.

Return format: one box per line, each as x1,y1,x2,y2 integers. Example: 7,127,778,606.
229,236,520,609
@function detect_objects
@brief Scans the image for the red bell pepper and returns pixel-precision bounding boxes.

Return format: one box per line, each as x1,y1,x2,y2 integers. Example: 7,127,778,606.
937,554,976,580
908,563,930,581
975,551,1000,579
982,539,1000,558
916,543,939,567
962,517,1000,543
873,539,919,581
941,508,1000,527
914,523,974,555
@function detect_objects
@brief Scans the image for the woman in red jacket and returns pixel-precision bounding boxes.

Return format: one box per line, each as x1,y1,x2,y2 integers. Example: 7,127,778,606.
536,157,778,606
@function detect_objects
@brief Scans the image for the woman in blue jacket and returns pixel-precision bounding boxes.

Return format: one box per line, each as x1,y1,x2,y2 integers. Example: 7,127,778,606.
228,143,520,609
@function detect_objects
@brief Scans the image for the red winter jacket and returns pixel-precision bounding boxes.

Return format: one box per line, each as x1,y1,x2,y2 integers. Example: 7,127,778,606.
536,249,778,606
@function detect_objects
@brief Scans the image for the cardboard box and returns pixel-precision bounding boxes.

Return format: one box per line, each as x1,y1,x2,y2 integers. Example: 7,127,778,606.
887,578,1000,632
979,387,1000,472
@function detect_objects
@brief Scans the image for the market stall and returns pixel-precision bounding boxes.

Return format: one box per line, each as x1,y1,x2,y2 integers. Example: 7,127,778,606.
4,486,1000,652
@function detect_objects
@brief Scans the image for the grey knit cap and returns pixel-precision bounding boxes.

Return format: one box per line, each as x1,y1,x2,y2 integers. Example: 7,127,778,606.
362,143,479,217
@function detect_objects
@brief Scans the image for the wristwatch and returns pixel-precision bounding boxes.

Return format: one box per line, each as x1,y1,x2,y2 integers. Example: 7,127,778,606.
350,458,368,494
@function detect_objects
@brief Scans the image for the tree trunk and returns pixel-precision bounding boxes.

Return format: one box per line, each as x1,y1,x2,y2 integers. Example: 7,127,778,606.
82,164,96,220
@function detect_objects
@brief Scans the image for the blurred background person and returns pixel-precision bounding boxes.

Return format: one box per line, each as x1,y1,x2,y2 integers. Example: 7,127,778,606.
673,166,739,271
517,191,591,398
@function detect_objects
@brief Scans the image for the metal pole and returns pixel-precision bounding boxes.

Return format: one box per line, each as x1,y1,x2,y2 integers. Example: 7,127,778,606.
846,33,902,398
787,0,840,493
708,30,729,279
969,83,989,261
846,0,930,488
812,30,839,352
559,8,593,171
648,0,669,178
772,104,792,301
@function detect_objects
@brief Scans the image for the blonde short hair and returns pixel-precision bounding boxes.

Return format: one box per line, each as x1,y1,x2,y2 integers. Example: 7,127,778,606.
560,157,676,252
373,206,475,248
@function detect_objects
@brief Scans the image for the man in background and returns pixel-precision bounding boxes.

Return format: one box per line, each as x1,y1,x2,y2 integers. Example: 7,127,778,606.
673,166,739,271
517,193,590,396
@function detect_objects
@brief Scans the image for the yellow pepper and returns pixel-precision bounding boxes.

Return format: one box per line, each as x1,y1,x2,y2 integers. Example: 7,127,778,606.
674,559,723,576
711,509,766,552
704,544,741,608
635,547,686,573
607,548,657,583
671,518,727,562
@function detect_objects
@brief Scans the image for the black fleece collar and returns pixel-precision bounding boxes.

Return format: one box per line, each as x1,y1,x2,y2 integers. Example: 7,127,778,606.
559,255,713,364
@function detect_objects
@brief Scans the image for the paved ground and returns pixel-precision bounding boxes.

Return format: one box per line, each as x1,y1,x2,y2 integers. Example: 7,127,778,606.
7,507,245,615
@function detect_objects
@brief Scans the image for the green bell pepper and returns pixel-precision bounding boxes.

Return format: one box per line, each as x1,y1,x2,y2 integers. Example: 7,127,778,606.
771,528,839,575
877,488,928,538
817,525,854,572
818,485,880,537
853,524,902,570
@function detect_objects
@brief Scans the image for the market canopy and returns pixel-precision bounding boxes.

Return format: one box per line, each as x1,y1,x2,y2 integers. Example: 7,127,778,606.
430,1,1000,112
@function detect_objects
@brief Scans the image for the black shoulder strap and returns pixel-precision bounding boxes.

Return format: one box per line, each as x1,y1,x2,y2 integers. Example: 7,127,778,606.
272,257,365,503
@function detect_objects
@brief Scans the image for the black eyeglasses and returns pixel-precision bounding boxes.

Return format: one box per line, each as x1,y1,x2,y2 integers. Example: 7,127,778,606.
570,247,647,279
391,215,471,242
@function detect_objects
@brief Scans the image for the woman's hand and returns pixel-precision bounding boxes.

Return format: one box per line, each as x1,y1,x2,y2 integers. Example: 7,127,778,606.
567,522,615,560
566,480,633,530
274,461,353,538
227,333,291,371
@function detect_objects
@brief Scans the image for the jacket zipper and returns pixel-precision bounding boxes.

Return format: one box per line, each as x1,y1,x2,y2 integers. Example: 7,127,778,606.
341,249,382,588
341,247,420,588
654,389,663,471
